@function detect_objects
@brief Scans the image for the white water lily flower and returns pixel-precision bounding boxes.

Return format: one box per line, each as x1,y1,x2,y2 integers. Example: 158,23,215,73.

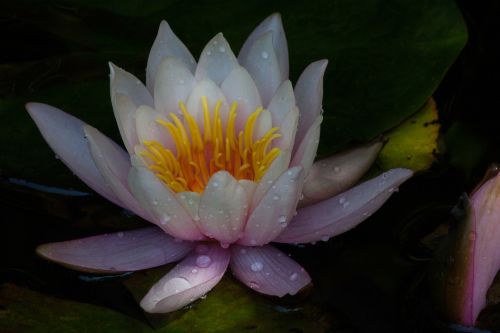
27,13,413,313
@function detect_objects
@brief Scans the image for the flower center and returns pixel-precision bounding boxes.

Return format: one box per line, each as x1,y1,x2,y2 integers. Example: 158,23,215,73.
140,97,281,193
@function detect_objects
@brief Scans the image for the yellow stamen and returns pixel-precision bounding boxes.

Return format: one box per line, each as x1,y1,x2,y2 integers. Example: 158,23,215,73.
141,97,282,193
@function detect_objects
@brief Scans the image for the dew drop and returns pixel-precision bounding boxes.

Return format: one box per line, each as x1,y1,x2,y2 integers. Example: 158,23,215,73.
54,154,60,160
196,255,212,268
240,248,247,255
152,199,158,206
212,182,219,188
342,201,350,208
191,268,198,274
250,261,263,272
117,232,124,238
206,50,212,56
179,79,185,84
219,46,226,53
163,277,191,293
338,197,346,204
333,166,341,173
289,273,298,281
248,281,260,289
278,215,287,225
161,214,171,224
220,242,230,249
261,51,269,59
321,236,329,242
273,194,280,201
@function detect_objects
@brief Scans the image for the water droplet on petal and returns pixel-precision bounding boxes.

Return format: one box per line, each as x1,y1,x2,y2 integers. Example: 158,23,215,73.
342,201,350,208
261,51,269,59
273,194,280,201
191,268,198,274
196,255,212,268
290,273,298,281
338,197,346,204
321,236,329,242
212,182,219,188
161,214,171,224
240,248,247,255
163,277,191,293
333,166,341,173
278,215,287,225
248,281,260,289
220,242,230,249
250,261,263,272
117,232,124,238
219,46,226,53
206,50,212,56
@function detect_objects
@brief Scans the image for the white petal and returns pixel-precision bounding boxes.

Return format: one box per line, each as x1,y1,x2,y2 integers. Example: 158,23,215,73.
135,105,176,153
84,125,149,220
239,13,289,81
128,165,205,241
140,243,230,313
154,57,196,115
239,166,304,246
198,171,249,244
251,150,291,208
176,191,201,221
111,93,139,154
146,20,196,91
221,66,262,132
195,33,239,85
186,79,229,124
109,62,153,107
268,80,296,124
239,32,282,106
290,116,322,174
293,60,328,150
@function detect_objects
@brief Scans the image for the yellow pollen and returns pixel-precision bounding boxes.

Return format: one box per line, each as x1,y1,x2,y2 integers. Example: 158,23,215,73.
140,97,282,193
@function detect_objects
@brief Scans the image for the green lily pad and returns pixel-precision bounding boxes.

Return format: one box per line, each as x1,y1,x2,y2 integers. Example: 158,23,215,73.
0,283,150,333
377,98,440,172
124,266,332,333
0,0,466,185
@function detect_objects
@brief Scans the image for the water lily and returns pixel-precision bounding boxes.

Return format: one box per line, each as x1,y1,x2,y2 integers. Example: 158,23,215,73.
27,13,413,313
432,166,500,326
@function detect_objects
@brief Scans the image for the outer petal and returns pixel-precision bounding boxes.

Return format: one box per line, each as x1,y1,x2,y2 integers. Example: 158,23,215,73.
198,171,248,244
84,126,149,219
36,227,193,273
128,165,205,241
290,116,322,173
140,243,230,313
239,32,282,106
221,66,262,131
111,93,139,154
275,168,414,244
195,33,239,86
26,102,121,206
230,245,310,296
293,60,328,151
146,20,196,91
154,57,196,115
109,63,153,154
239,167,304,246
238,13,289,81
301,140,384,205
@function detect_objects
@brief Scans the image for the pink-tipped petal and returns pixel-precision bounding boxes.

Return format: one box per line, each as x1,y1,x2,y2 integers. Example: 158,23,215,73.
36,227,193,273
239,13,289,81
186,79,229,124
230,245,310,296
290,116,322,173
239,167,304,246
293,60,328,151
84,126,149,219
198,171,248,244
26,102,122,206
195,33,239,85
135,105,176,153
140,243,230,313
154,57,196,115
275,168,414,244
128,165,205,241
301,140,384,206
111,93,139,154
239,32,282,106
221,66,263,131
146,20,196,91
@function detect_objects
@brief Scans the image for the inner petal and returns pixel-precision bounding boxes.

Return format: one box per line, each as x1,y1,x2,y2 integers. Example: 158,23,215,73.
139,97,282,193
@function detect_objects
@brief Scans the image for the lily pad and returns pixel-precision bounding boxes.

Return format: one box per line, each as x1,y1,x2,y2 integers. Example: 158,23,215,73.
377,98,440,172
0,283,150,333
124,266,332,333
